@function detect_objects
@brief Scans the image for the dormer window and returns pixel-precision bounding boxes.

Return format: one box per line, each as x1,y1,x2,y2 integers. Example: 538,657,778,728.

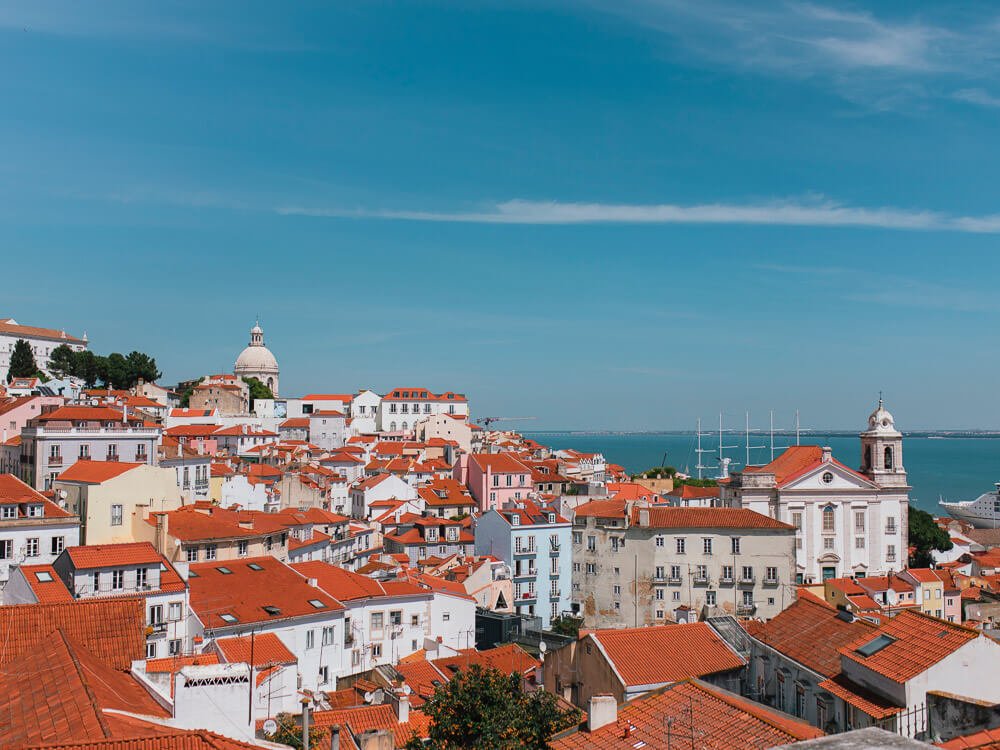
1,505,17,519
548,513,556,524
511,515,520,526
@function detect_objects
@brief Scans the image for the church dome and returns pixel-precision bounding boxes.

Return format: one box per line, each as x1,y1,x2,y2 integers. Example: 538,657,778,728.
235,344,278,373
865,398,899,435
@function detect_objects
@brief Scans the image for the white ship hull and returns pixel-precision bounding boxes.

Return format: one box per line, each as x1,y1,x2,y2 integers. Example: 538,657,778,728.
940,489,1000,529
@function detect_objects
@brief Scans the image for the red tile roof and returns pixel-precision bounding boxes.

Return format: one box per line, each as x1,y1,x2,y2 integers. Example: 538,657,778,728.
0,629,168,748
573,497,628,519
21,732,272,750
216,633,297,665
746,597,876,677
743,445,873,488
816,674,902,720
551,678,822,749
591,623,745,686
189,556,344,628
292,560,426,601
631,506,795,530
0,473,57,503
57,460,145,484
939,726,1000,749
839,609,981,683
666,484,722,499
36,406,142,424
16,564,73,602
0,317,85,343
434,643,540,676
469,452,530,474
606,482,661,502
66,542,164,569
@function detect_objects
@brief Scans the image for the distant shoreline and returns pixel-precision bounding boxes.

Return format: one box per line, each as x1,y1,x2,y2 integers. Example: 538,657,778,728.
523,430,1000,438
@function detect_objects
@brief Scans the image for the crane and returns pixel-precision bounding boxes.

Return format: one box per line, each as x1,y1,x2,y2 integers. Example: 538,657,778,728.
475,416,538,429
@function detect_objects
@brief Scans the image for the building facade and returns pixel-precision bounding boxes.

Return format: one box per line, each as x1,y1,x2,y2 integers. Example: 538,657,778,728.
721,401,909,584
233,322,280,396
571,501,797,626
0,317,88,384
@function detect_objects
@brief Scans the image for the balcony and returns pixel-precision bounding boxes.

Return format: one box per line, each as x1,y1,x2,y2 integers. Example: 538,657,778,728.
667,575,683,585
105,454,120,462
885,526,898,535
147,622,167,635
719,574,735,585
739,575,756,586
549,589,561,599
763,575,780,586
736,604,756,616
693,574,710,586
519,591,537,602
47,455,63,466
513,545,537,556
513,568,537,580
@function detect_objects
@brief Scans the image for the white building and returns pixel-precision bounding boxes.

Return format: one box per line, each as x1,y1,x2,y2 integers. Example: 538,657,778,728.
350,473,417,520
378,387,469,433
721,401,909,584
349,389,382,434
233,321,280,396
309,410,347,450
0,317,88,383
0,473,80,585
474,499,574,629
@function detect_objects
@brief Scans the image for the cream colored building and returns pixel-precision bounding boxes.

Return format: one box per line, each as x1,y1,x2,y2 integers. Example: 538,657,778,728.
234,322,280,397
416,413,473,453
53,462,183,545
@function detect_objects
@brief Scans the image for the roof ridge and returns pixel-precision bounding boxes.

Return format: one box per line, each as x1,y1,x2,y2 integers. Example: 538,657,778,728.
58,628,116,740
684,678,817,739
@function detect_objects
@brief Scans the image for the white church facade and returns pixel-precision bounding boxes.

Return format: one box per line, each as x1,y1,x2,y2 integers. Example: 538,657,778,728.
234,322,280,396
721,401,909,584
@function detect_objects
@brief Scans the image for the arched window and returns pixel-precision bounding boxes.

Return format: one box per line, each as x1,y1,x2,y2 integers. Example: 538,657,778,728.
401,421,408,431
884,446,893,470
863,446,871,471
822,505,835,533
389,421,396,431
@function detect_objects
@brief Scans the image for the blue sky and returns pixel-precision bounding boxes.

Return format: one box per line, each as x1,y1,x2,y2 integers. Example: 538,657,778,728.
3,1,1000,430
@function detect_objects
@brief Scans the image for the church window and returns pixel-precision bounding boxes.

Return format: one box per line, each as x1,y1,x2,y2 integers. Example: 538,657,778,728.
822,505,835,533
883,446,893,470
822,472,833,484
863,446,871,471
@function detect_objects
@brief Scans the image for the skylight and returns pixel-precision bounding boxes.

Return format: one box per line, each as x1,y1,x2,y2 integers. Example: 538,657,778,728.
308,599,326,609
247,563,264,571
216,566,233,575
856,634,896,657
263,605,281,616
219,613,238,623
35,571,53,583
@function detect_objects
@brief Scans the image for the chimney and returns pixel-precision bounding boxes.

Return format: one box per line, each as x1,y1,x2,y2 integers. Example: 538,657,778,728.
357,729,393,750
154,513,169,554
329,725,341,750
588,695,617,732
392,689,410,724
821,446,832,463
637,509,650,528
308,577,319,587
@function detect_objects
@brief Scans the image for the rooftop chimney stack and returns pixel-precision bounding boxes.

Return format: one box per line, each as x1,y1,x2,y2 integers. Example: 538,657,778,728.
822,446,832,463
588,694,617,732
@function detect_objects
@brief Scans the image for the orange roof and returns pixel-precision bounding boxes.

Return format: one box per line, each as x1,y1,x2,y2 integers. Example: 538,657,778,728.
816,674,902,720
469,452,530,474
631,506,795,530
17,564,73,602
743,445,872,487
606,482,660,501
217,632,297,666
0,597,146,670
302,393,355,401
667,484,721,499
292,560,425,601
57,460,145,484
145,653,220,674
840,609,980,683
551,678,822,749
0,629,169,748
434,642,540,676
189,556,344,628
939,726,1000,749
747,597,876,677
279,417,309,428
904,568,944,584
66,541,164,569
573,497,627,519
0,317,84,343
0,473,53,504
591,623,745,686
36,406,141,423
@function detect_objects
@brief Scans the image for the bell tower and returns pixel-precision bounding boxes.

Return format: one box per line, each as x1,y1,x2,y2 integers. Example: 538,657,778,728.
860,397,907,488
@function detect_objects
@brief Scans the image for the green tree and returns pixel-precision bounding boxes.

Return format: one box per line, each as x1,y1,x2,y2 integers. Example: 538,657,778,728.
242,376,274,409
73,350,101,387
7,339,39,382
909,505,953,567
263,712,325,750
407,664,580,750
48,344,78,379
549,615,583,638
125,350,161,386
98,353,131,390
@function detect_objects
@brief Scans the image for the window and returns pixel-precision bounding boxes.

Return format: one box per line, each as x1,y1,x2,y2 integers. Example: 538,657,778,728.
765,566,778,582
238,540,248,557
613,601,620,611
796,685,806,718
166,638,180,655
703,538,713,555
695,564,708,580
672,590,680,601
586,563,596,574
823,537,835,550
655,565,665,579
791,512,802,529
587,536,596,552
743,590,754,606
855,511,866,532
741,565,753,582
169,602,182,621
776,674,786,711
670,564,681,580
655,588,664,600
219,613,237,624
886,544,896,561
676,537,686,554
205,544,217,560
613,584,621,596
573,562,580,572
136,568,148,588
855,537,865,549
35,570,53,583
0,539,11,559
79,444,90,458
655,536,664,547
722,565,734,581
706,591,717,606
372,643,382,658
442,612,450,621
822,471,833,484
50,536,64,555
321,626,334,645
186,546,199,562
91,571,100,591
112,570,124,590
148,604,163,625
371,612,384,630
884,446,893,469
318,666,329,684
390,610,402,626
886,517,897,533
111,504,123,526
730,537,741,554
817,698,828,729
25,538,39,557
146,642,157,659
572,532,582,544
822,505,835,532
0,506,15,519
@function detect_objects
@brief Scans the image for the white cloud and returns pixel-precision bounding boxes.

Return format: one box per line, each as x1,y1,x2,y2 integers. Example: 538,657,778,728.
952,88,1000,108
277,196,1000,233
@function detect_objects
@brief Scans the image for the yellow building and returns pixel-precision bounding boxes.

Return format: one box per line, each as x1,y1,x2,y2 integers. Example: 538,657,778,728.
54,461,184,545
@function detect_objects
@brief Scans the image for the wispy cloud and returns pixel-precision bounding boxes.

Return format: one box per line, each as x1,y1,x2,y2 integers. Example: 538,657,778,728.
581,0,1000,109
278,196,1000,233
952,88,1000,108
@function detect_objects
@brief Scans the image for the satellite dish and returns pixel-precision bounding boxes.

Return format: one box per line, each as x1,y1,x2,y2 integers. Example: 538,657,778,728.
58,489,67,499
402,683,412,695
538,640,547,654
262,719,278,735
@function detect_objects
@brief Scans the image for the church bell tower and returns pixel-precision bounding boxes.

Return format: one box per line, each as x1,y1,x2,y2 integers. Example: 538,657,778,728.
860,398,907,488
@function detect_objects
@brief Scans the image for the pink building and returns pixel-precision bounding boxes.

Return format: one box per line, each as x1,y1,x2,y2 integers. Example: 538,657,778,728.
0,396,65,441
466,452,532,512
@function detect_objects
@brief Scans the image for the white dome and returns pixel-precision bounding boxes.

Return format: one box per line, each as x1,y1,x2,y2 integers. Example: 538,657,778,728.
865,399,899,435
235,345,278,373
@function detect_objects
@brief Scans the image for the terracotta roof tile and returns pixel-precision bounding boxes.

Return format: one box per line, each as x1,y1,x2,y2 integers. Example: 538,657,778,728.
16,564,73,602
590,623,745,686
631,506,795,530
816,674,903,720
216,633,296,665
57,460,145,484
66,542,163,569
